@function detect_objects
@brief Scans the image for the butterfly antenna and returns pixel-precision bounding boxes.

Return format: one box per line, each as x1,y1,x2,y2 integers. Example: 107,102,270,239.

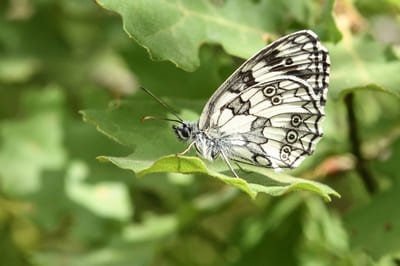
141,115,182,124
140,86,183,122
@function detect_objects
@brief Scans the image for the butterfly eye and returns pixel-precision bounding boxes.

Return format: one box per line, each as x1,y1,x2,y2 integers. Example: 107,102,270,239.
182,128,190,138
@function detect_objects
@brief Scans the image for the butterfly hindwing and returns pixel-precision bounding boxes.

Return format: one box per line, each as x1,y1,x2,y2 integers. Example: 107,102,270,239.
213,76,324,169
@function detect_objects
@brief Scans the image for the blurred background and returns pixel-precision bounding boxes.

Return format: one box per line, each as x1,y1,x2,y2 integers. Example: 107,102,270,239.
0,0,400,265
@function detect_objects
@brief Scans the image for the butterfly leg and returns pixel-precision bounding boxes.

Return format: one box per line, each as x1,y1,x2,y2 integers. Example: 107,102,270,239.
177,141,195,156
220,150,239,178
235,163,253,174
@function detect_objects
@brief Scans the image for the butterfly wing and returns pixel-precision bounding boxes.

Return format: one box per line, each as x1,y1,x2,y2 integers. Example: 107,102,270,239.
215,76,324,168
199,30,330,130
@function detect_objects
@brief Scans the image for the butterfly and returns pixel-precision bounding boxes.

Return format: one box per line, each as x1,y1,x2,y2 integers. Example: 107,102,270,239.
142,30,330,178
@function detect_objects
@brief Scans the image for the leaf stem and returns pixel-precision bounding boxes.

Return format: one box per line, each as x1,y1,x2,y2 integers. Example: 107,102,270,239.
345,93,378,194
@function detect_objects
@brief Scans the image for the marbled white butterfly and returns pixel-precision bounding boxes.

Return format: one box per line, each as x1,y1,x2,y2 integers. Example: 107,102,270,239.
143,30,330,178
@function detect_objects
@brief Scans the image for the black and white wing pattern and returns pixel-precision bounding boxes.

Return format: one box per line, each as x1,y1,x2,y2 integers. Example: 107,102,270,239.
214,77,324,168
199,30,330,130
198,30,330,169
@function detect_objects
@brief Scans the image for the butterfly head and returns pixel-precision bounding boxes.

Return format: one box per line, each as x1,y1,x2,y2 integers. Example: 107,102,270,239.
173,122,197,142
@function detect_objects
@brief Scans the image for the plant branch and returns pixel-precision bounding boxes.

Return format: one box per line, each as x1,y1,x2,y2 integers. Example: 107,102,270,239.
345,93,378,194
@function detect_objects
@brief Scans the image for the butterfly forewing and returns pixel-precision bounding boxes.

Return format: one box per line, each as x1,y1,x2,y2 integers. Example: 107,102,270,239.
242,31,330,104
199,30,330,130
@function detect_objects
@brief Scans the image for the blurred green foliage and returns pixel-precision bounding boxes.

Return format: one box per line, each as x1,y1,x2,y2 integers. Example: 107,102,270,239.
1,0,400,265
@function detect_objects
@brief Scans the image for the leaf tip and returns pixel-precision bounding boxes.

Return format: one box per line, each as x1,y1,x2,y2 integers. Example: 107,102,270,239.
96,155,110,163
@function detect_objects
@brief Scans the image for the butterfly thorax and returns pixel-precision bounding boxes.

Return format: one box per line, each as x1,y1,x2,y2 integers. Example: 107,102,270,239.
173,121,222,161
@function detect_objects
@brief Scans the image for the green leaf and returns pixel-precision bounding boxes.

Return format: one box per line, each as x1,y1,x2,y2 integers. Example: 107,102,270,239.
232,195,305,266
99,154,258,199
328,34,400,99
339,84,400,100
99,154,340,201
0,56,39,83
81,98,340,201
299,197,350,264
344,185,400,258
35,214,178,266
65,160,132,222
95,0,339,71
0,86,66,195
313,0,342,42
95,0,268,71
